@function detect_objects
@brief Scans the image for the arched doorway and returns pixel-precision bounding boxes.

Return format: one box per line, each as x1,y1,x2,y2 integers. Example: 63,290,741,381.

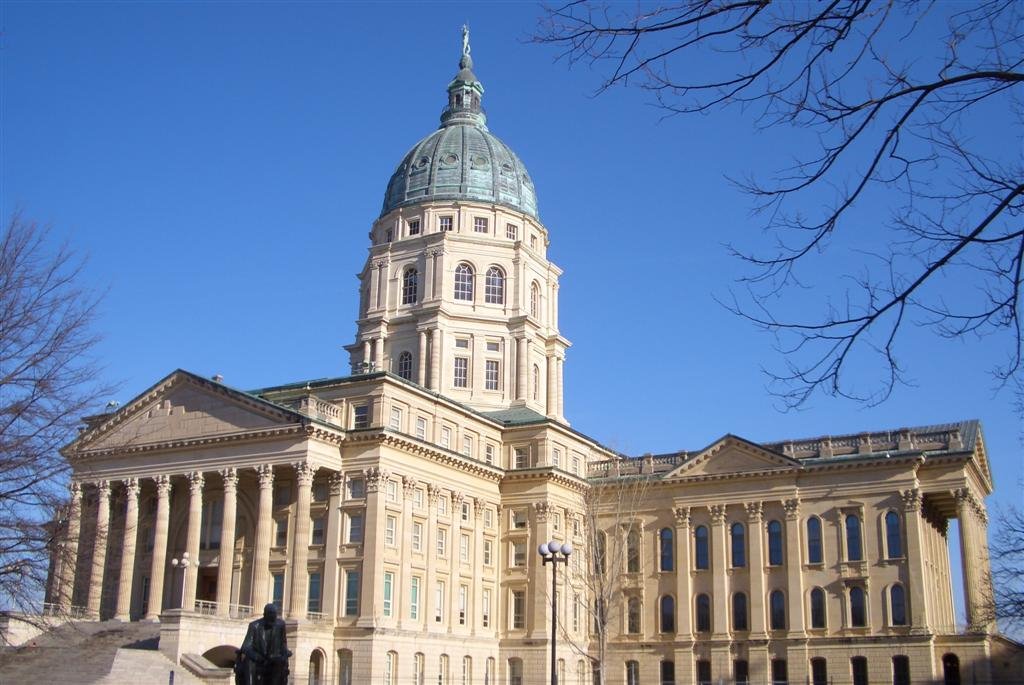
308,648,326,685
943,653,961,685
202,645,239,668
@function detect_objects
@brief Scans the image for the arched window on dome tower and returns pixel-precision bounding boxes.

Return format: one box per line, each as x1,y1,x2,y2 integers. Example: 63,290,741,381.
454,263,474,301
402,267,418,305
530,281,541,319
397,352,413,381
484,266,505,304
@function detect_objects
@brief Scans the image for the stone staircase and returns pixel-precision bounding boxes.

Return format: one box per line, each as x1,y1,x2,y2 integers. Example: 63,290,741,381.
0,620,203,685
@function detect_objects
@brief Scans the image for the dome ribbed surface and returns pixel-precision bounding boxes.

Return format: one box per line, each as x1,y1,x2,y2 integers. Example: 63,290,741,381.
381,124,539,219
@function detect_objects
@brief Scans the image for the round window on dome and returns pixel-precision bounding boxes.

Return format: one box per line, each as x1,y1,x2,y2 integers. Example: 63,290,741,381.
443,154,459,165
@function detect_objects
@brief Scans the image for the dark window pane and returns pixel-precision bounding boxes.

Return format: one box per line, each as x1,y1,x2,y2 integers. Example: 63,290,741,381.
696,660,711,685
695,526,709,570
810,587,827,629
660,528,674,572
891,585,907,626
661,660,676,685
851,587,867,627
771,659,788,685
886,511,903,558
852,657,869,685
768,520,784,565
846,515,863,561
696,594,711,633
734,660,749,685
811,658,828,685
731,523,746,567
660,595,675,633
732,593,748,631
807,517,823,564
893,656,910,685
770,590,786,630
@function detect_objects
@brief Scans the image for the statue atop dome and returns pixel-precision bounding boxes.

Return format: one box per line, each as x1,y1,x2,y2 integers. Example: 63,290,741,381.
461,24,471,57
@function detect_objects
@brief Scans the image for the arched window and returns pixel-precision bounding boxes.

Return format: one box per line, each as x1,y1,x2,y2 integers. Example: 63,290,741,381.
384,651,397,685
885,511,903,558
439,654,450,685
846,514,863,561
851,656,869,685
810,587,827,629
659,595,675,633
577,660,586,685
893,656,910,685
309,649,325,685
661,661,676,685
732,592,748,631
942,654,961,685
659,528,674,572
484,266,505,304
509,657,524,685
338,649,353,685
694,525,710,570
626,529,640,573
769,590,786,630
532,364,540,401
806,516,823,564
849,586,867,627
890,584,907,626
402,267,418,304
627,597,641,634
397,351,413,381
810,658,828,685
695,594,711,633
463,656,472,685
767,520,783,565
625,661,640,685
454,263,474,301
730,522,746,567
414,653,425,685
530,281,541,318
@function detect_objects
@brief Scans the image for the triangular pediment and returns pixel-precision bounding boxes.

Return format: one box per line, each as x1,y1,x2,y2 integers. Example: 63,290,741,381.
69,370,305,455
665,435,802,479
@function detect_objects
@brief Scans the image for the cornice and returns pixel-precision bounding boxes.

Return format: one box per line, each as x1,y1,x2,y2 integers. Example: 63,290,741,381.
347,430,506,483
69,425,308,461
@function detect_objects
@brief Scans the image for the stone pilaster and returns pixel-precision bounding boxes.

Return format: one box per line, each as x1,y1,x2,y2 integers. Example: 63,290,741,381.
252,465,274,609
744,501,766,637
322,472,343,620
357,467,388,627
288,462,316,619
673,506,692,639
708,504,728,638
59,481,83,611
87,481,111,619
516,337,528,400
183,471,205,610
145,475,171,620
430,328,442,391
426,483,440,632
418,330,428,386
900,488,930,631
545,355,557,418
216,468,238,617
114,478,140,621
783,497,805,636
398,476,417,628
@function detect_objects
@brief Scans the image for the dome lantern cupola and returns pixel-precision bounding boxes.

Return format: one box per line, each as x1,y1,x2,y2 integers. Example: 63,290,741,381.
441,25,486,129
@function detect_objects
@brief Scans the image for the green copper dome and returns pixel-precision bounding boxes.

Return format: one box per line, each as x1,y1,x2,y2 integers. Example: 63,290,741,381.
381,30,539,219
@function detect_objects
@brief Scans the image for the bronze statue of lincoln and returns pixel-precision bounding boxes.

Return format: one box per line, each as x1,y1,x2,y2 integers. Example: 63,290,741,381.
236,603,290,685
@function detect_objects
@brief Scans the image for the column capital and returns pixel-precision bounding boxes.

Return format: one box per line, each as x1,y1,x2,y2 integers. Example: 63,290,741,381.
783,497,801,520
95,480,111,498
533,501,551,523
472,498,485,520
673,506,691,527
187,471,205,495
427,483,442,503
402,475,418,497
365,466,390,493
219,467,239,490
900,488,922,512
329,471,344,497
154,474,172,497
123,477,140,498
745,501,764,523
257,464,274,489
293,461,316,486
452,490,466,508
708,504,727,525
69,480,83,499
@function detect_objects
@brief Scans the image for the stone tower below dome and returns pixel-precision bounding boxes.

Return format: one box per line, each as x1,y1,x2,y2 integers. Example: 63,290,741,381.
346,29,570,422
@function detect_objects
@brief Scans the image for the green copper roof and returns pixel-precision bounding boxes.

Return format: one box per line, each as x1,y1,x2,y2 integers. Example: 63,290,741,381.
381,28,539,219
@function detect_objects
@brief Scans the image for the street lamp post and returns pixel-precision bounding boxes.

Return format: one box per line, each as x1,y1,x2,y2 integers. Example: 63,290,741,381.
170,552,190,611
539,540,572,685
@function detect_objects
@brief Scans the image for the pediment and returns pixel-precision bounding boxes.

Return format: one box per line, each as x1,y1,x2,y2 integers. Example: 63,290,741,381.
665,435,802,479
70,370,304,454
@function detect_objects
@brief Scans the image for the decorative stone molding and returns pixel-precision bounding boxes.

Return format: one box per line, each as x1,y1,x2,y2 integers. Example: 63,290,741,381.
533,501,551,523
452,491,466,509
472,498,485,520
293,462,316,487
94,480,111,498
254,462,272,489
708,504,727,525
745,501,764,523
783,498,801,520
673,506,691,527
329,472,344,497
364,467,389,493
427,483,442,504
900,488,922,513
123,478,140,498
219,468,238,491
154,474,172,497
186,471,205,495
69,481,82,499
402,475,418,497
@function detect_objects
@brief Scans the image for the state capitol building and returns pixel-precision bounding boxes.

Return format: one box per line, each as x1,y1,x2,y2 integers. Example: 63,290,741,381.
47,32,1021,685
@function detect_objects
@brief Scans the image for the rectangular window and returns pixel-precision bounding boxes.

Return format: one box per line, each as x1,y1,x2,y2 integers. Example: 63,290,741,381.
461,502,471,521
482,588,491,627
552,448,562,468
389,407,402,430
460,533,470,562
272,572,285,611
353,404,369,429
572,456,581,474
437,527,447,557
311,516,325,545
513,541,526,567
275,518,288,547
454,357,469,388
892,656,910,685
696,660,712,685
810,659,828,685
771,659,788,685
345,570,360,616
348,513,364,543
572,593,580,632
512,590,525,629
415,416,427,440
459,585,468,624
347,478,364,499
529,234,537,249
410,576,421,620
484,507,493,528
514,447,528,469
486,341,500,352
512,509,527,529
386,479,398,502
438,494,448,515
383,571,394,617
414,487,424,509
412,521,423,552
307,572,322,613
462,435,473,457
385,515,397,546
485,360,499,390
408,218,420,235
483,539,493,566
455,338,470,349
553,512,562,531
735,660,750,685
851,657,869,685
435,582,445,622
484,444,495,464
572,518,580,537
440,216,453,231
474,217,488,233
506,223,518,240
441,426,451,449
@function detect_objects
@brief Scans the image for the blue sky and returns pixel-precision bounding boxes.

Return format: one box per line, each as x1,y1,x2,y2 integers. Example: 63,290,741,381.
2,1,1020,619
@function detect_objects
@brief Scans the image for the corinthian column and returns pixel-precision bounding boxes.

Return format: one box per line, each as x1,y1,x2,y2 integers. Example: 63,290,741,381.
58,481,83,611
430,328,442,391
252,465,274,609
183,471,205,610
216,468,238,617
708,504,728,638
288,462,316,619
418,330,428,386
87,481,111,619
783,498,805,636
114,479,140,621
145,475,172,620
745,501,766,637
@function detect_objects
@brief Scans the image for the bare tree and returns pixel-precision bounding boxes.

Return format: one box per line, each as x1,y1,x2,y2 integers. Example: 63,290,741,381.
560,463,651,685
0,214,110,633
536,1,1024,409
990,503,1024,633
